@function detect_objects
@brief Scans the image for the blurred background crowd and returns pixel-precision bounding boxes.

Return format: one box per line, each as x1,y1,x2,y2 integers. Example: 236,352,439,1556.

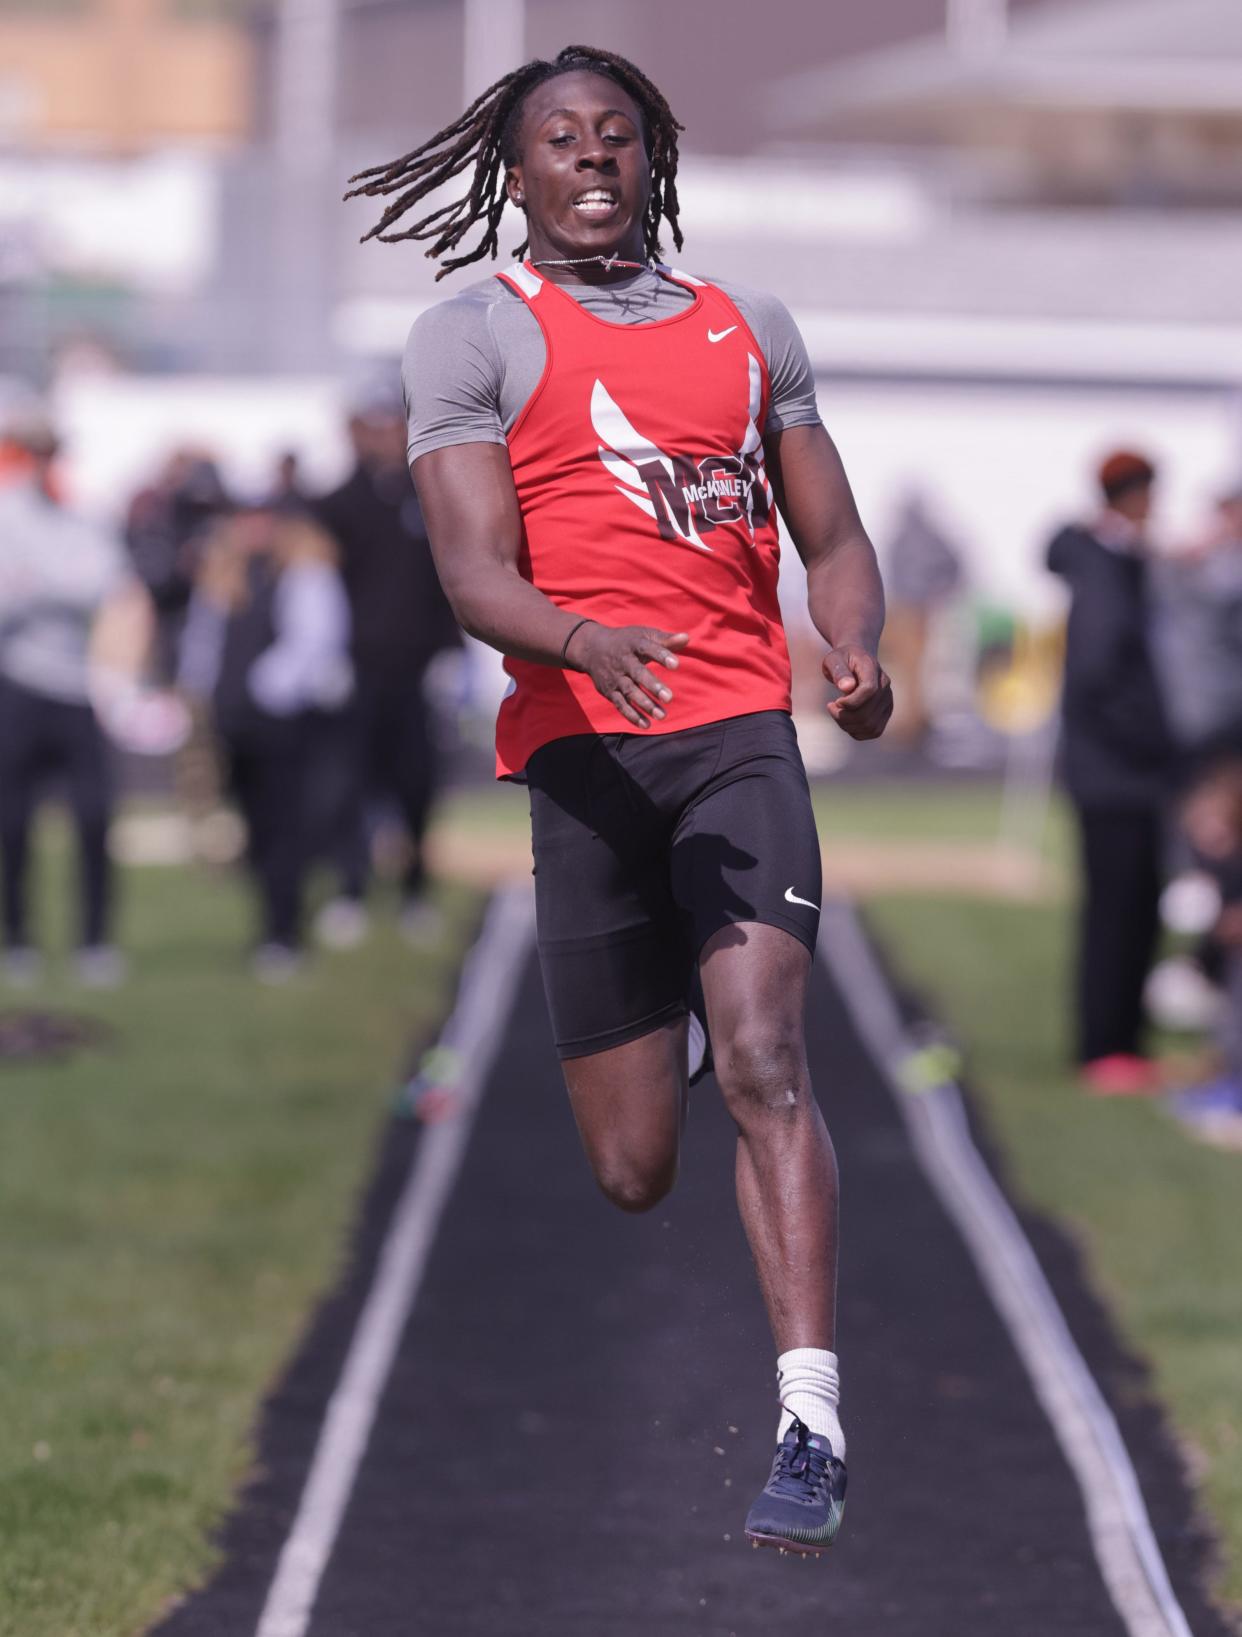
1,385,464,982
2,0,1242,1128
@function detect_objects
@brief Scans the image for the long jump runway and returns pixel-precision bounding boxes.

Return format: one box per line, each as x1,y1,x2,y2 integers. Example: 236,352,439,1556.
155,888,1225,1637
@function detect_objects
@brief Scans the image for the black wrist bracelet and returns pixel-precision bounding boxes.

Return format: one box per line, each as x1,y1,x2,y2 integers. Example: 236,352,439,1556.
560,617,594,668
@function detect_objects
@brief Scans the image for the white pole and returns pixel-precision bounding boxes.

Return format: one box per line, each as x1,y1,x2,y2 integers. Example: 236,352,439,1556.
272,0,338,174
270,0,340,370
947,0,1008,59
462,0,526,106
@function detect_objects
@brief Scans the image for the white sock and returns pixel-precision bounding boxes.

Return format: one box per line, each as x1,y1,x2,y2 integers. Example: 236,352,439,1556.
776,1347,845,1460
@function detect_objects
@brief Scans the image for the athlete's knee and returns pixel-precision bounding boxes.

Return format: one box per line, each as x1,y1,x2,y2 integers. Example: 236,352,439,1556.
714,1022,807,1122
592,1152,677,1214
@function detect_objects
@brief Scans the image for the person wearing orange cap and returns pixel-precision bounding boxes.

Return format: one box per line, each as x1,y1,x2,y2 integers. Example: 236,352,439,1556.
1046,450,1177,1094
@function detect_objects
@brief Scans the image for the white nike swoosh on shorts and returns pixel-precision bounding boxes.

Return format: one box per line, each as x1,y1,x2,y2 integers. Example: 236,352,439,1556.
707,326,737,343
785,887,820,911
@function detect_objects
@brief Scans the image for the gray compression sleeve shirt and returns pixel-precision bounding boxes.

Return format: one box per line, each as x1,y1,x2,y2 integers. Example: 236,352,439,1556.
403,267,821,464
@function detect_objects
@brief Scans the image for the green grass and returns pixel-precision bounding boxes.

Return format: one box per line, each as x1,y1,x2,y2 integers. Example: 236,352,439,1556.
437,781,530,837
0,826,479,1637
814,778,1011,844
439,774,1072,857
864,889,1242,1615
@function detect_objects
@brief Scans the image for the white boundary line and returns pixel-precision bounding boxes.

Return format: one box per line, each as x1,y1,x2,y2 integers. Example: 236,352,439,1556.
254,883,536,1637
818,899,1194,1637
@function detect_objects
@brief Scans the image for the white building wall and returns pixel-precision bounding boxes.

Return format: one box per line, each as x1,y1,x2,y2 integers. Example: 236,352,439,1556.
818,377,1242,622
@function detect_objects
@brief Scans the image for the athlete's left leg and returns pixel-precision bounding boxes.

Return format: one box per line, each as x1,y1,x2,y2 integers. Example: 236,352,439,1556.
698,922,837,1354
666,711,847,1552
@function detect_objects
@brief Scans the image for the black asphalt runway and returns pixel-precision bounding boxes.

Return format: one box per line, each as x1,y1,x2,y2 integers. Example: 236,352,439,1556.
154,923,1227,1637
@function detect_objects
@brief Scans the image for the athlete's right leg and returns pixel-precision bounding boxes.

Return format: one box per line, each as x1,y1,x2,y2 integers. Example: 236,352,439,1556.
563,1014,689,1212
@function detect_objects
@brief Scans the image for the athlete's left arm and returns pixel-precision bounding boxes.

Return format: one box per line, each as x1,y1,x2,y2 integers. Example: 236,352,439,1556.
765,422,893,741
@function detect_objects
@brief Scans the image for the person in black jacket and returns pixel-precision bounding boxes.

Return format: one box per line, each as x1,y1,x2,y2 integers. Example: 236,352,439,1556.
179,507,353,980
1047,450,1177,1093
314,393,460,944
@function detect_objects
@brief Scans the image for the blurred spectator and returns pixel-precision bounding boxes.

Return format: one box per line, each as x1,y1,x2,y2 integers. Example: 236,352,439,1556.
313,389,460,944
179,506,352,980
268,449,309,514
1046,449,1178,1094
0,409,153,987
124,450,231,682
1158,484,1242,766
1168,762,1242,1145
882,490,964,746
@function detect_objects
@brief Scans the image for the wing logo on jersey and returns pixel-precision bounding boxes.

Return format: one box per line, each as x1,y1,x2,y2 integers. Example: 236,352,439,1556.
591,367,773,550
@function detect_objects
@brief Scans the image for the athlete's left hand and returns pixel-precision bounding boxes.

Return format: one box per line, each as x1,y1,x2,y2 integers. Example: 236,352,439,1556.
822,646,893,740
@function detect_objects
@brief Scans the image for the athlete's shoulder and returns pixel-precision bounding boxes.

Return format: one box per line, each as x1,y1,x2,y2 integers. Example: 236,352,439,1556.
701,274,798,331
403,272,536,456
405,274,517,347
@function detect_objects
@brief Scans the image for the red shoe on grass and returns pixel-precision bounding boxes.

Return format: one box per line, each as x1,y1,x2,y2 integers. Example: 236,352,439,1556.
1080,1054,1161,1097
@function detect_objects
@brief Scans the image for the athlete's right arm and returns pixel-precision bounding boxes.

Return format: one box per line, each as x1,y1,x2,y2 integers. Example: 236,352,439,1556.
411,442,687,729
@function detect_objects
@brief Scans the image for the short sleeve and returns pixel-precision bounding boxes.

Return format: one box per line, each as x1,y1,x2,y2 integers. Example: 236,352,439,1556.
714,280,822,437
403,296,509,464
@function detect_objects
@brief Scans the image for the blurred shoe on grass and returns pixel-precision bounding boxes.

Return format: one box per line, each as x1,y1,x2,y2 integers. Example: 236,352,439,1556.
314,897,370,951
1167,1076,1242,1151
74,945,127,989
1080,1053,1161,1097
251,942,303,985
2,947,44,989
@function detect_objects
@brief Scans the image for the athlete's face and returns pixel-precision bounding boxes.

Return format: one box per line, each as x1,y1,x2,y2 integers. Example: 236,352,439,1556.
506,72,651,271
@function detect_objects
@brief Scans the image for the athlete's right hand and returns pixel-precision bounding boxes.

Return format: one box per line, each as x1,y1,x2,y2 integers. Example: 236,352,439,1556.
568,625,690,729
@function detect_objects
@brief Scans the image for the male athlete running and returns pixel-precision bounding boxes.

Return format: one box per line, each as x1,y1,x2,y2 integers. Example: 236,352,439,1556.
349,45,892,1556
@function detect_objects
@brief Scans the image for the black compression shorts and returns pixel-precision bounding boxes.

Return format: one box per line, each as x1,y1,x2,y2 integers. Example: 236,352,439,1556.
526,710,822,1059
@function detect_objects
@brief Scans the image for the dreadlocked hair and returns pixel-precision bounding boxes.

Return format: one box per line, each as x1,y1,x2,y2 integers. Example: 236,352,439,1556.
344,45,684,281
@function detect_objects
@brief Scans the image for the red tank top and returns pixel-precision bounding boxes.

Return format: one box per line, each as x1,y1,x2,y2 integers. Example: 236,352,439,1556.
492,262,792,777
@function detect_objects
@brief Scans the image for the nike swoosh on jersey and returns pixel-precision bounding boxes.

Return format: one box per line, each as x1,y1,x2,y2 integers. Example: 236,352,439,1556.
784,887,820,911
707,326,737,343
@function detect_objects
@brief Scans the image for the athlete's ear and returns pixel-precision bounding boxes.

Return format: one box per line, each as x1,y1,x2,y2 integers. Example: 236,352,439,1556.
505,167,526,210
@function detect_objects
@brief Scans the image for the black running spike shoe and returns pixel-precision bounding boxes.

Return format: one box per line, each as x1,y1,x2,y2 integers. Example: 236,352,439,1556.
744,1417,847,1558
